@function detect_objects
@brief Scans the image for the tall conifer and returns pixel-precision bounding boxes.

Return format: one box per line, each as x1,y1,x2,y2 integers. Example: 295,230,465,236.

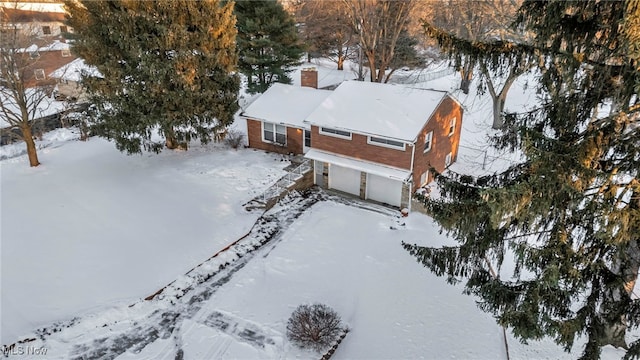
65,0,239,153
234,0,304,94
404,1,640,358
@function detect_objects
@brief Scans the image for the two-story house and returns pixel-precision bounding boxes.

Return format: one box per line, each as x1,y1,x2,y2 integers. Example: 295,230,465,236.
243,69,463,209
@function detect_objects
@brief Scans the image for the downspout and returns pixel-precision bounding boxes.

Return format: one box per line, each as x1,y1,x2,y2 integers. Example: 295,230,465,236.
408,142,416,211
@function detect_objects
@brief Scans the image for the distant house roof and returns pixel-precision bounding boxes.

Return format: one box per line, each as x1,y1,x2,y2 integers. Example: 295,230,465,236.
305,81,452,142
49,57,101,81
1,7,66,23
19,40,69,53
241,83,332,129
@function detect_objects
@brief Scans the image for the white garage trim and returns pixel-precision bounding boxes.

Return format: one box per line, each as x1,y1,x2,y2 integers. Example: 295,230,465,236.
305,149,411,181
366,174,403,207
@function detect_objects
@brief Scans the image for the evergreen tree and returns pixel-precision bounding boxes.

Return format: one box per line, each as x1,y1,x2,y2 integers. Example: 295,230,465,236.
234,0,304,94
65,0,239,154
404,1,640,358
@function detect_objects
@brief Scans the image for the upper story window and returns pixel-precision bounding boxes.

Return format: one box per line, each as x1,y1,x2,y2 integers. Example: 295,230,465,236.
448,117,456,136
320,127,351,140
263,122,286,145
445,152,452,167
42,26,51,35
60,26,68,34
368,136,405,150
423,131,433,153
34,69,45,80
61,49,71,57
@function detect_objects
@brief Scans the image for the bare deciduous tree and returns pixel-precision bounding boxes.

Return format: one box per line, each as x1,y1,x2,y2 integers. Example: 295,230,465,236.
296,0,357,70
427,0,522,94
0,9,60,166
342,0,415,83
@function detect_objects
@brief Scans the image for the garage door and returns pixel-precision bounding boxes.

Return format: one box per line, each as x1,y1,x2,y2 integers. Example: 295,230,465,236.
366,174,402,207
329,165,361,196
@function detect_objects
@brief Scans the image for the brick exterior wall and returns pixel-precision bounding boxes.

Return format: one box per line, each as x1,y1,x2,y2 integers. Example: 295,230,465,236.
20,49,77,88
246,118,304,155
412,96,463,188
310,126,413,170
301,68,318,89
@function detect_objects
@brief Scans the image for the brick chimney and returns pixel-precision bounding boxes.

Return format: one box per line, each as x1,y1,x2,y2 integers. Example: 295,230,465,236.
301,67,318,89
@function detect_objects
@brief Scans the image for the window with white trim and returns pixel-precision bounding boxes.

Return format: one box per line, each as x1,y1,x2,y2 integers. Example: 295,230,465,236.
34,69,45,80
448,117,456,136
263,122,286,145
42,26,51,35
368,136,405,150
61,49,71,57
420,171,428,186
60,26,68,34
445,152,452,167
319,127,351,139
423,131,433,152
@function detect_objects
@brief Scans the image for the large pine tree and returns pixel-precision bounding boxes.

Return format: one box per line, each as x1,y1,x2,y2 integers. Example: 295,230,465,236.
65,0,239,154
234,0,304,94
404,1,640,358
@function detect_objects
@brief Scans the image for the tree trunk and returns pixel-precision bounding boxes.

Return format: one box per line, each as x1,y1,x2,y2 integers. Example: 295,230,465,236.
492,95,506,129
21,125,40,167
164,129,187,150
460,59,474,94
337,56,344,70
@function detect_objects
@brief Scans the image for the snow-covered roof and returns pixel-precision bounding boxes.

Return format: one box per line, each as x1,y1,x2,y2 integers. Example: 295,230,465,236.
18,40,70,53
290,63,357,89
49,58,102,81
305,81,451,142
305,148,411,181
241,83,332,129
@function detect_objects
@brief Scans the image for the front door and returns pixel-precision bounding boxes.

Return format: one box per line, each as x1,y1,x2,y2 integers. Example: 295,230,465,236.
303,130,311,153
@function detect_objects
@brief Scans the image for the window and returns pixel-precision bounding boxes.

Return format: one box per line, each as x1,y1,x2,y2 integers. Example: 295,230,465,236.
367,136,405,150
423,131,433,152
61,49,71,57
42,26,51,35
59,26,68,34
319,127,351,139
304,129,311,148
445,152,452,167
263,122,286,145
448,117,456,136
420,171,428,186
34,69,45,80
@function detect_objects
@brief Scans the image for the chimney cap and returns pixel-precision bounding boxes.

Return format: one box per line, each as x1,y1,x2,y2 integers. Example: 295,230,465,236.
302,67,317,72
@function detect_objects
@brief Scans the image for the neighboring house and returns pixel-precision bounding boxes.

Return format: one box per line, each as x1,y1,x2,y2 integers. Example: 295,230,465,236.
16,40,76,88
49,57,99,101
241,69,332,155
0,7,70,40
243,68,463,209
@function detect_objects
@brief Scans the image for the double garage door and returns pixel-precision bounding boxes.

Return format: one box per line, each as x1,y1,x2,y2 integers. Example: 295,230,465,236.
329,164,402,207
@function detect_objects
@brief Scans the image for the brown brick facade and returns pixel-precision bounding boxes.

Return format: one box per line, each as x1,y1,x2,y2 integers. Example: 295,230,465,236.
301,68,318,89
310,126,413,170
411,96,463,187
246,118,304,155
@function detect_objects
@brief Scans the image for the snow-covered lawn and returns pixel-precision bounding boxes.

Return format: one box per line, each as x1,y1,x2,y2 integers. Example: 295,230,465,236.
1,136,288,344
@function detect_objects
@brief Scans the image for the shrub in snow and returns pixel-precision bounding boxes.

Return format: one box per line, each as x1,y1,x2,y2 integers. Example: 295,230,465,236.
286,303,343,352
224,129,245,149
